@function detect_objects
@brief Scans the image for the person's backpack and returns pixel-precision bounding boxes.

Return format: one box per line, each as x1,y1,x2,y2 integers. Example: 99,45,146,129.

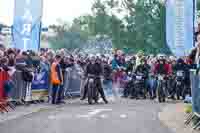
4,80,14,97
22,68,34,82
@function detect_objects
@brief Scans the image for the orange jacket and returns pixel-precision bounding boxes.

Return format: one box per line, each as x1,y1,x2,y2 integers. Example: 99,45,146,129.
51,62,63,85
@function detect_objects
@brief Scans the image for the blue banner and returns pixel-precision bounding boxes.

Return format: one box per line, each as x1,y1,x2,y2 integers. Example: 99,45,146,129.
12,0,43,51
31,70,49,100
166,0,194,56
32,71,49,90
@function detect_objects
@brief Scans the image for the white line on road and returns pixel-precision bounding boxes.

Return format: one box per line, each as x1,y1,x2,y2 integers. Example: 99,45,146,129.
76,108,112,118
48,115,56,120
120,114,127,118
100,114,108,118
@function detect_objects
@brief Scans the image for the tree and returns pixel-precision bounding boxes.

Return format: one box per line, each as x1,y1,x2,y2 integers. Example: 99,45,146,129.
48,0,171,54
197,0,200,10
48,22,88,50
120,0,171,54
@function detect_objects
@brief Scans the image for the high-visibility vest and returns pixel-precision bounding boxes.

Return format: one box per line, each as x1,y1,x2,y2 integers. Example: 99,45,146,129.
51,62,62,85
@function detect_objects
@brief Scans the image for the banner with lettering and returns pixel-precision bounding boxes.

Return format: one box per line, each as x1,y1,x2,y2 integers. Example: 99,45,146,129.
166,0,194,56
31,70,49,100
12,0,43,51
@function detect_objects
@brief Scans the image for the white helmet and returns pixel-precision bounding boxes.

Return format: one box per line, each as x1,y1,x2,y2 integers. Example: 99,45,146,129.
89,54,95,60
157,54,166,59
169,56,176,61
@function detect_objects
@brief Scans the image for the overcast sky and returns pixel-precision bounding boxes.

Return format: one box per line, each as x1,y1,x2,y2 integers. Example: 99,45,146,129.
0,0,93,26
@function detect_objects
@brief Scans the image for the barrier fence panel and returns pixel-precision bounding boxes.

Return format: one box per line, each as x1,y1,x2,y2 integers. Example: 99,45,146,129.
64,66,82,97
63,69,71,97
190,69,200,117
10,71,26,102
0,71,10,101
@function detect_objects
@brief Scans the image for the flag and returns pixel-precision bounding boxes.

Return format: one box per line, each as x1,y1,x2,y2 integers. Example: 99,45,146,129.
12,0,43,51
166,0,194,56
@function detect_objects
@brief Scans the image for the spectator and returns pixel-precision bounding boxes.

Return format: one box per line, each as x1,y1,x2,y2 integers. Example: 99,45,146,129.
50,55,63,104
189,33,200,68
7,49,16,67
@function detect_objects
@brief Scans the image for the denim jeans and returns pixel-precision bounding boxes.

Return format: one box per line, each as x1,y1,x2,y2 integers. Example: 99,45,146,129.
103,80,113,97
148,78,157,98
51,84,61,104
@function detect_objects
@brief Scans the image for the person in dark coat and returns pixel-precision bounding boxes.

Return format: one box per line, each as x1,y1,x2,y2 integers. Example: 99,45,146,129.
81,56,108,104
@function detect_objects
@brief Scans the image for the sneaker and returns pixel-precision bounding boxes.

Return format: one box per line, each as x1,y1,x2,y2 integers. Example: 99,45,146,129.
104,100,108,104
80,97,85,100
57,101,66,104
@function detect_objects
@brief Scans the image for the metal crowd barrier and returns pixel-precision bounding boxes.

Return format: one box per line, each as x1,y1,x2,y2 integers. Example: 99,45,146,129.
63,66,82,97
10,69,49,104
0,70,15,113
1,64,83,109
10,70,26,104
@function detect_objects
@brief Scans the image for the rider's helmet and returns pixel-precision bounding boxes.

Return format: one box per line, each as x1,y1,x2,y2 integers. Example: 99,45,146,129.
157,54,165,59
89,54,96,62
131,55,136,61
137,50,144,57
140,57,146,64
157,54,166,64
177,58,184,64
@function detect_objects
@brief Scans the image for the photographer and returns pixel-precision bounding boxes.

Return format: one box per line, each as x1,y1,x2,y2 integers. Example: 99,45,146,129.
189,34,200,68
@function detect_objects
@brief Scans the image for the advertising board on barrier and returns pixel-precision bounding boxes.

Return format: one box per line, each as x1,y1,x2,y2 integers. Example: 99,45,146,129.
166,0,194,56
31,70,49,100
12,0,43,51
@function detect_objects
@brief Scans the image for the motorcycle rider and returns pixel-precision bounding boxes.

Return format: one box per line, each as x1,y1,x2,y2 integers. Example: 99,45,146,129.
131,58,149,99
126,56,136,74
154,55,170,75
173,58,190,99
154,55,170,101
81,55,108,104
167,58,177,100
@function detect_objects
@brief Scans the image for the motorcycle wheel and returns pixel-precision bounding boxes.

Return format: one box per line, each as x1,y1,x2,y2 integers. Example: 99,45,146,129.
176,85,181,100
157,82,163,103
157,85,162,103
158,97,162,103
93,88,99,103
162,97,166,103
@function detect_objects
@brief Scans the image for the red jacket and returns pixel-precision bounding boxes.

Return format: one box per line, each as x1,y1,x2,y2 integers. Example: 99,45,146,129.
154,63,171,75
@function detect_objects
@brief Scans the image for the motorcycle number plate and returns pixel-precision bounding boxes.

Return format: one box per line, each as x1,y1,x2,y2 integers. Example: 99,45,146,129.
177,71,183,77
128,77,132,81
158,76,164,80
89,79,94,83
136,76,142,80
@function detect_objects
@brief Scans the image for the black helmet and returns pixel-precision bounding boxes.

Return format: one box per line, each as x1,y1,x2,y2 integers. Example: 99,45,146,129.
140,57,146,63
177,58,184,64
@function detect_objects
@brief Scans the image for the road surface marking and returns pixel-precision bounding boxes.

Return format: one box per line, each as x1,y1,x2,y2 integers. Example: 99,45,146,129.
120,114,127,118
76,108,112,118
48,115,56,120
100,114,108,118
